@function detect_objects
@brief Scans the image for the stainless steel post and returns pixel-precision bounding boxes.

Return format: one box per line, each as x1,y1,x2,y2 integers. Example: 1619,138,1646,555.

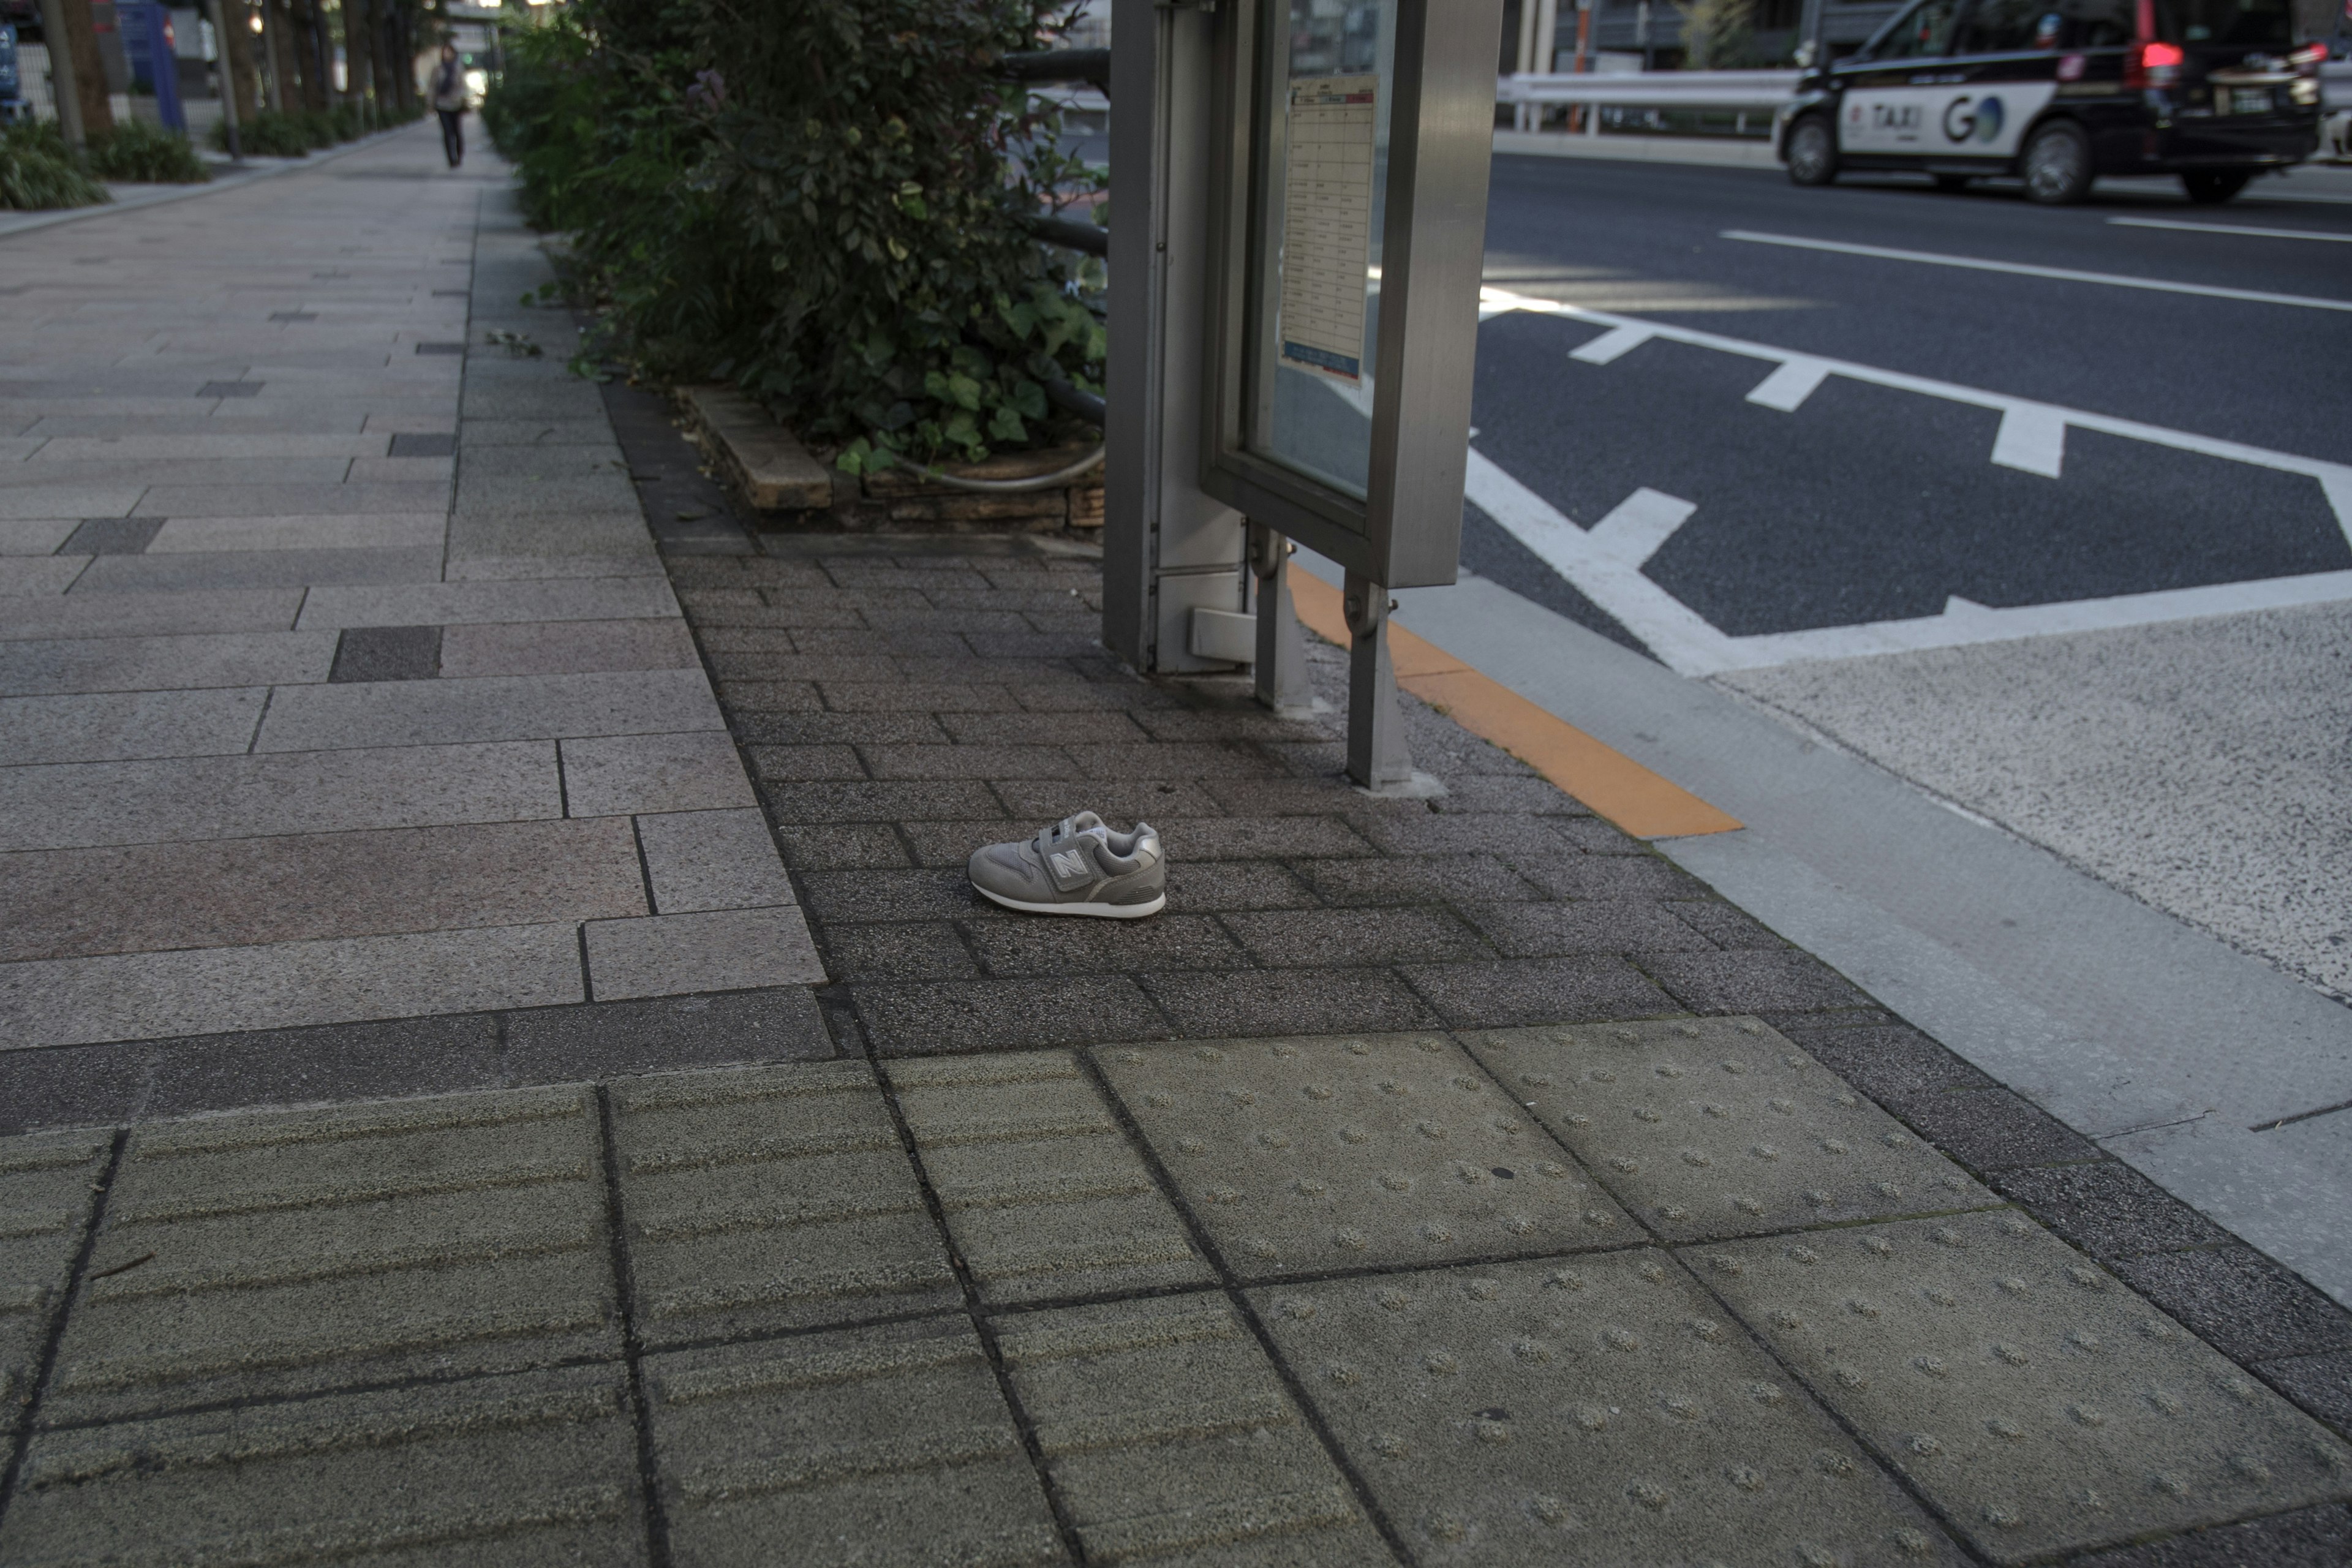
1343,570,1413,790
1249,524,1313,717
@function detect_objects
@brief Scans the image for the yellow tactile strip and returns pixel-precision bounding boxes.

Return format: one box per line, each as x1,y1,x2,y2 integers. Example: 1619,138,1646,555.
1291,570,1741,839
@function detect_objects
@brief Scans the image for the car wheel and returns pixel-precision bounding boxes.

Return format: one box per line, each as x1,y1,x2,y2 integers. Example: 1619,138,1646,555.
1933,173,1972,191
1787,117,1839,187
2181,169,2253,203
2020,121,2094,205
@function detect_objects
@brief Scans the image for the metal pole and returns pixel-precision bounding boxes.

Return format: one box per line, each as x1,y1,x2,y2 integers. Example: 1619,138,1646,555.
1343,571,1414,790
203,0,239,156
1250,525,1314,717
36,0,88,147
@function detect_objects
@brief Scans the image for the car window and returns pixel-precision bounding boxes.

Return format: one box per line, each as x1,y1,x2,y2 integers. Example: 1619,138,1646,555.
2150,0,2292,43
1958,0,2051,51
2049,0,2134,47
1868,0,1962,58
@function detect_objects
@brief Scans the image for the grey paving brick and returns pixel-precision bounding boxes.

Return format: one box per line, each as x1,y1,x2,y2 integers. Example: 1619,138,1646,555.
297,576,678,631
1223,908,1491,967
1162,816,1378,862
900,819,1039,868
500,988,835,1082
58,516,164,554
1989,1162,2233,1261
1545,816,1650,854
609,1061,957,1343
969,914,1251,977
762,780,1006,824
1066,742,1278,780
0,1129,111,1430
1693,1211,2352,1564
43,1085,617,1424
0,489,144,522
0,519,88,556
644,1318,1061,1567
1197,777,1427,816
1251,1254,1960,1566
886,1052,1212,1302
1639,949,1873,1015
937,709,1150,744
459,418,619,447
1398,956,1678,1028
714,678,823,712
72,545,447,594
1506,853,1710,902
1893,1088,2103,1171
437,617,698,678
134,482,454,519
1298,855,1540,907
993,781,1223,821
860,743,1077,781
0,742,560,852
1165,861,1323,911
813,681,1020,713
773,824,910,870
585,907,825,1000
388,430,457,457
1,1365,647,1567
2259,1351,2352,1441
1,817,646,962
1458,900,1717,958
1423,774,1593,815
997,1292,1392,1564
328,622,441,682
0,1044,152,1136
1775,1022,1998,1106
139,1011,508,1118
748,743,869,782
258,668,722,751
730,712,944,746
0,587,304,644
0,687,266,765
0,630,335,698
1144,967,1440,1038
799,868,995,924
1664,899,1793,949
635,808,794,914
856,977,1167,1054
564,730,756,818
1096,1031,1631,1280
0,554,86,596
1461,1017,1994,1242
2110,1246,2352,1364
820,922,978,982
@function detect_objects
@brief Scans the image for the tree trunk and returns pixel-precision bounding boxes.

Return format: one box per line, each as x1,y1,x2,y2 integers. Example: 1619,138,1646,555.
56,0,116,137
393,9,417,112
341,0,372,116
219,0,261,122
268,0,305,116
291,0,329,113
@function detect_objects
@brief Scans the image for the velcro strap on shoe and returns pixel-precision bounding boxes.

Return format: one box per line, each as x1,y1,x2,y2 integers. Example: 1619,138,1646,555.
1037,833,1100,894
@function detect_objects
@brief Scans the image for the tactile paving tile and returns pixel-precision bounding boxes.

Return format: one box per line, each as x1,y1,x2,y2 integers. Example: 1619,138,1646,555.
883,1053,1213,1304
1250,1253,1960,1566
0,1130,110,1434
1,1365,644,1567
1688,1210,2352,1563
610,1061,958,1345
996,1292,1394,1565
1095,1033,1630,1280
644,1316,1066,1568
1461,1017,1994,1242
43,1087,617,1425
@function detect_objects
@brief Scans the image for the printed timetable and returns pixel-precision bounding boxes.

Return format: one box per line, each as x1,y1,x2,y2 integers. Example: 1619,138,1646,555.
1277,74,1378,383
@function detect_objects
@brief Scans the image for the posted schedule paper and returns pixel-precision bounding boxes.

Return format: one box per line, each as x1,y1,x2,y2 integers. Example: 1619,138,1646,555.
1278,74,1378,383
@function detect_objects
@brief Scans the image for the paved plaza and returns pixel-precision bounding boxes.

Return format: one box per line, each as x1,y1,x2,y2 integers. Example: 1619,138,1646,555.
0,127,2348,1566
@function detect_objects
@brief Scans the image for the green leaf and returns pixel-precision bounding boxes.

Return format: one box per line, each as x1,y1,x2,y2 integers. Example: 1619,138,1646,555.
987,404,1026,443
944,372,983,411
1010,378,1047,420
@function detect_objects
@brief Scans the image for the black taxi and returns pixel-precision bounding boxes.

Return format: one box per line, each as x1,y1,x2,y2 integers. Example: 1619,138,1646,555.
1776,0,2325,203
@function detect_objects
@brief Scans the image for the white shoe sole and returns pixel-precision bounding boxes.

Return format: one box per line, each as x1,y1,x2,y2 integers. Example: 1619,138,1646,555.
977,887,1166,919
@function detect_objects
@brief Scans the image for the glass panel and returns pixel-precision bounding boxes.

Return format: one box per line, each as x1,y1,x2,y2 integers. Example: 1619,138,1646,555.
1249,0,1398,503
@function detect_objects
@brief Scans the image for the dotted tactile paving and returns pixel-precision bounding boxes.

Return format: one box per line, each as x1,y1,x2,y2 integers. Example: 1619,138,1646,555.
996,1292,1393,1565
1095,1034,1630,1280
0,1131,109,1434
644,1316,1065,1568
609,1061,958,1344
43,1088,617,1425
1250,1253,1960,1566
1688,1210,2352,1563
884,1053,1213,1305
1,1364,646,1568
1461,1017,1994,1241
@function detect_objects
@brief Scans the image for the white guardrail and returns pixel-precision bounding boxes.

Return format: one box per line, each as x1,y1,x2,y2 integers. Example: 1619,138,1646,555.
1500,61,2352,112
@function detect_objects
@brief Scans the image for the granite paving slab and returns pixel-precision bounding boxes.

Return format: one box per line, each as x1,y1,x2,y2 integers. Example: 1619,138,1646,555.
1248,1253,1961,1566
607,1061,959,1346
1095,1033,1632,1281
39,1085,618,1425
997,1292,1394,1564
0,688,266,766
883,1052,1214,1304
643,1317,1064,1568
254,668,722,751
1460,1016,1996,1243
633,809,797,914
1690,1210,2352,1562
559,731,756,817
582,907,826,1000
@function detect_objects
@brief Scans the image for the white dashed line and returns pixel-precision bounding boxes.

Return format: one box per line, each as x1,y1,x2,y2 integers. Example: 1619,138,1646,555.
2108,216,2352,243
1743,357,1834,412
1719,229,2352,313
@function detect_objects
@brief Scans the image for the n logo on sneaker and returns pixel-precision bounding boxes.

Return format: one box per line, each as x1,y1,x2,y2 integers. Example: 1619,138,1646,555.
1050,849,1091,882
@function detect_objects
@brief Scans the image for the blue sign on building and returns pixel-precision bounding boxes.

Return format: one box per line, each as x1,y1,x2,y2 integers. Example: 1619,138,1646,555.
0,23,29,124
118,3,186,130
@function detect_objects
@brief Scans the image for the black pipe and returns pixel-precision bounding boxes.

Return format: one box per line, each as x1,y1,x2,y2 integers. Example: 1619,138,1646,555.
1001,48,1110,91
1041,372,1106,428
1027,213,1109,257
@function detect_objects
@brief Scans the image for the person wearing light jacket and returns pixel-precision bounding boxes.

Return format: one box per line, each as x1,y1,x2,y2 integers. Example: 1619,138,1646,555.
429,45,468,169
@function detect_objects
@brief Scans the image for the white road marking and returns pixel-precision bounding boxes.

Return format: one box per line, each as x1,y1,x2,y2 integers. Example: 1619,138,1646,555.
1480,284,2352,543
1721,228,2352,313
1567,324,1654,364
2109,216,2352,244
1744,357,1834,412
1586,488,1698,568
1991,405,2068,478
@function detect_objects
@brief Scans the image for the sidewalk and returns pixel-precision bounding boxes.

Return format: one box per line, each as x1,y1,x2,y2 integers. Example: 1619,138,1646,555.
0,129,2348,1566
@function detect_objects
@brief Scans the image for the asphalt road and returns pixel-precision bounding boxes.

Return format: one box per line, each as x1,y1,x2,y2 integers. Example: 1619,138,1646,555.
1460,154,2352,649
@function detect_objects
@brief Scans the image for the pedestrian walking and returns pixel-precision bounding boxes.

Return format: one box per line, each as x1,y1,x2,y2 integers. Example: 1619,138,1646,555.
429,44,468,168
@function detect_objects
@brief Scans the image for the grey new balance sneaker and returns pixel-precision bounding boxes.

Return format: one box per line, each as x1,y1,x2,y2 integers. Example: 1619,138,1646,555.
969,812,1166,918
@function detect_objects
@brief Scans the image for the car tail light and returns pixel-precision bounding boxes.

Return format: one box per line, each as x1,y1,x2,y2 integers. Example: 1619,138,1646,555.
2289,42,2324,70
2125,39,2183,87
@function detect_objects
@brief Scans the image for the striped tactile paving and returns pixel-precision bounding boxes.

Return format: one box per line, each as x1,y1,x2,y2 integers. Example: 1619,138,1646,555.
609,1060,960,1344
996,1292,1393,1565
0,1131,109,1434
883,1052,1213,1304
42,1086,617,1425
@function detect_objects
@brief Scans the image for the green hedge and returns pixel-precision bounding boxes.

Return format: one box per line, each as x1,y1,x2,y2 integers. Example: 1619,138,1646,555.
0,123,109,209
484,0,1105,470
85,121,210,183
